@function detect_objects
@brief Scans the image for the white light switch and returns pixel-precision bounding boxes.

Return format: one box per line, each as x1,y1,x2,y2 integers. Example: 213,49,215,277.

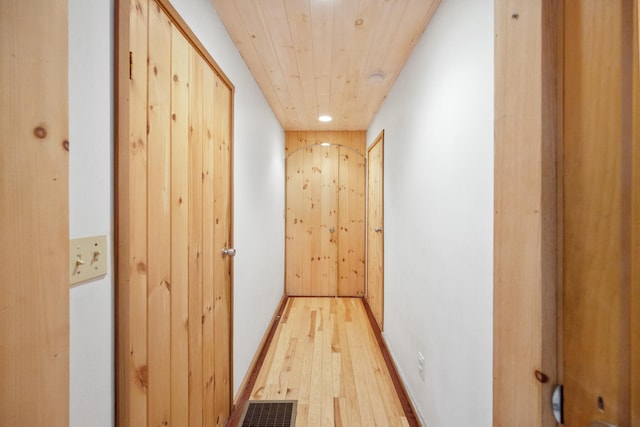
69,235,108,285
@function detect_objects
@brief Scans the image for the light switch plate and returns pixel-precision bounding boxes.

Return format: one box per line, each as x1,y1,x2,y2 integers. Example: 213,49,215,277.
70,235,108,285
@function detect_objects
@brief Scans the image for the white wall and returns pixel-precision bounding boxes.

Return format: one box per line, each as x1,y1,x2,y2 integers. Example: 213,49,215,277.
366,0,494,425
68,0,114,425
68,0,285,424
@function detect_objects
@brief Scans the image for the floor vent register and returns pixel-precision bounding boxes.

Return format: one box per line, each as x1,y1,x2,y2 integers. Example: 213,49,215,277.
240,400,297,427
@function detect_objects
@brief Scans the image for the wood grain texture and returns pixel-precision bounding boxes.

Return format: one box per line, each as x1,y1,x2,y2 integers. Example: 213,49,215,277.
213,73,233,426
0,0,69,425
286,131,366,156
338,146,366,296
119,1,150,426
147,4,172,426
366,131,384,329
116,2,234,425
249,298,411,427
188,50,205,427
201,58,216,427
211,0,440,130
632,2,640,424
285,132,365,296
493,0,558,425
170,22,190,427
562,1,637,424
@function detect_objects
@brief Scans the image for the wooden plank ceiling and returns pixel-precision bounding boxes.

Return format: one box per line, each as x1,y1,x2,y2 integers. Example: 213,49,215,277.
211,0,440,131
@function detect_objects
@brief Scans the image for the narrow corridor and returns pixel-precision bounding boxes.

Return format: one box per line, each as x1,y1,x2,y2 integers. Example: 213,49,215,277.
233,298,416,427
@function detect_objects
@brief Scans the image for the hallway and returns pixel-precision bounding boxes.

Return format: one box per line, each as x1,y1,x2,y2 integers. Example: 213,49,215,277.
234,298,415,427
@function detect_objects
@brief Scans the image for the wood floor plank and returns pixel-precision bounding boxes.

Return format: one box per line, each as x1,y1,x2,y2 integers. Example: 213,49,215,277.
249,297,410,427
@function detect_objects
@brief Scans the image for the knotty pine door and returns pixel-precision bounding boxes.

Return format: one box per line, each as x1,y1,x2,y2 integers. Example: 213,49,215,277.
561,1,639,425
366,132,384,330
116,1,233,426
285,136,366,297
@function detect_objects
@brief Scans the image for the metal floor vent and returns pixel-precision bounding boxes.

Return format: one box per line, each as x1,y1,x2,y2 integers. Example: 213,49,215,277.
240,400,297,427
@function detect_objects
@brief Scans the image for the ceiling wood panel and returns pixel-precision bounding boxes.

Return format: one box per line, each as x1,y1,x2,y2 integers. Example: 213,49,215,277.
211,0,440,130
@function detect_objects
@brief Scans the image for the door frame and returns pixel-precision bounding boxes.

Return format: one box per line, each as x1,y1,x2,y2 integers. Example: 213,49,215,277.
115,1,235,425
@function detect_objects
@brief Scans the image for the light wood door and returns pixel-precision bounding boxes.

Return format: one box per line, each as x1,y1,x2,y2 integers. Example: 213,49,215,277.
562,1,639,425
0,0,69,425
286,145,340,296
116,1,233,426
366,132,384,330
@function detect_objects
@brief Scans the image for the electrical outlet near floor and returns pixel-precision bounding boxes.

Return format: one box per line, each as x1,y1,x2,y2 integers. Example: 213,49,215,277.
417,351,425,381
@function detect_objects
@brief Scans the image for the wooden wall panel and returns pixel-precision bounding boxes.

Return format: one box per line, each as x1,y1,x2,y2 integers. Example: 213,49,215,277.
493,0,558,425
116,1,234,426
285,131,365,296
0,0,69,425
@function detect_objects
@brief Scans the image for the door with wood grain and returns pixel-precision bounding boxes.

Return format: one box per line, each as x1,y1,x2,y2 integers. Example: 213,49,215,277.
116,1,234,426
561,1,639,425
286,144,340,296
285,133,366,297
366,131,384,330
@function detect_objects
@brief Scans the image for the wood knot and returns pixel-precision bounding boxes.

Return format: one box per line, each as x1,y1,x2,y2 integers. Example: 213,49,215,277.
173,74,178,82
511,12,519,20
172,113,176,121
534,370,548,383
33,126,47,139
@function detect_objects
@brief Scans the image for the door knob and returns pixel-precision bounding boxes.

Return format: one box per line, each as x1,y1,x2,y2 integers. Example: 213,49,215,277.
329,227,335,233
374,227,383,232
222,247,237,256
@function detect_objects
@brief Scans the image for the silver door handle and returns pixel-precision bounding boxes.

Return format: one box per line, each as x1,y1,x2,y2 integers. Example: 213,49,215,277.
374,227,383,232
222,247,237,257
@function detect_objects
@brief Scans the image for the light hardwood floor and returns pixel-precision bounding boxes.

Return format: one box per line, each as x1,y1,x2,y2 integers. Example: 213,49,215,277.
249,297,410,426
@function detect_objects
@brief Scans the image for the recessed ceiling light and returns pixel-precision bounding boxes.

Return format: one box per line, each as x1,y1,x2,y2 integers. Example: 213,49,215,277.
320,142,331,146
318,115,332,122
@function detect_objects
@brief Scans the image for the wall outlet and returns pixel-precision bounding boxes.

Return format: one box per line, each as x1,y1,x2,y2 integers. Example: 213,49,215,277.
417,352,425,381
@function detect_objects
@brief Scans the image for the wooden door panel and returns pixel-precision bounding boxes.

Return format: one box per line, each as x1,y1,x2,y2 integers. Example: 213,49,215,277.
285,133,366,297
286,145,339,296
312,145,339,295
366,133,384,329
338,147,366,296
213,73,233,426
187,47,205,427
121,0,150,425
201,59,216,427
563,1,638,425
117,1,234,425
169,21,190,427
147,4,172,424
